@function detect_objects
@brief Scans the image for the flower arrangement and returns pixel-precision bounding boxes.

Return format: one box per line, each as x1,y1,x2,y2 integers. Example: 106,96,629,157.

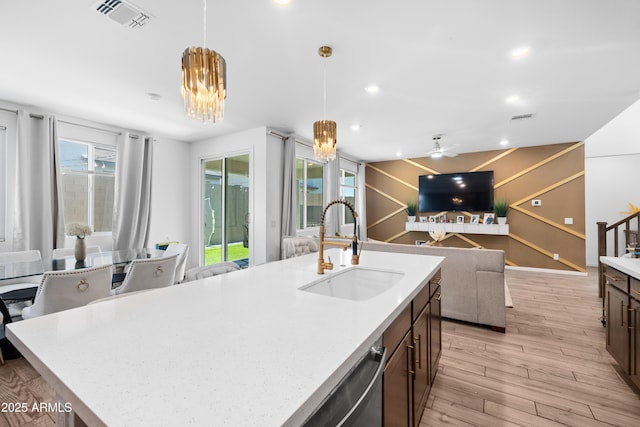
620,202,640,216
66,223,93,239
427,229,447,245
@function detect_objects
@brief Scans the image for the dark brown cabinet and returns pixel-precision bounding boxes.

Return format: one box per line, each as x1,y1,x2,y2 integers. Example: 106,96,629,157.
383,332,414,427
412,303,430,423
382,269,441,427
606,283,629,370
604,265,640,389
430,286,442,385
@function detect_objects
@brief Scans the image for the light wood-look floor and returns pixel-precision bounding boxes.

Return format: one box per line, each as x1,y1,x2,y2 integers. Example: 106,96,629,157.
421,268,640,427
0,268,639,426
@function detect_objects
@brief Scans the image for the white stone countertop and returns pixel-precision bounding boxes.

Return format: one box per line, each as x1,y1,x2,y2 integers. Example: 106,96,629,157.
7,248,443,426
601,256,640,279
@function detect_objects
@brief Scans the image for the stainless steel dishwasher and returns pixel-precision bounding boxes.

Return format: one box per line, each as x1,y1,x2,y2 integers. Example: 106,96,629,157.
303,340,386,426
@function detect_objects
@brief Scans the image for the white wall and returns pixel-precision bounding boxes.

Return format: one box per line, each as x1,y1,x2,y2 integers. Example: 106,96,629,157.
585,99,640,266
190,127,283,267
147,137,191,253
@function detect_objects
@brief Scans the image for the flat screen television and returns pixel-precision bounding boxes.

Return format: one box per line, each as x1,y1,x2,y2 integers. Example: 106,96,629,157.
418,171,494,212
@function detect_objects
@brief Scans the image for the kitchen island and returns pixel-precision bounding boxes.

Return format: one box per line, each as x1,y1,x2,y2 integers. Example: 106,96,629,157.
7,248,443,426
600,256,640,391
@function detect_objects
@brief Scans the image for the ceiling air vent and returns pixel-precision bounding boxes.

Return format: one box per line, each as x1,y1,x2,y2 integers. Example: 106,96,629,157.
93,0,150,29
511,113,535,121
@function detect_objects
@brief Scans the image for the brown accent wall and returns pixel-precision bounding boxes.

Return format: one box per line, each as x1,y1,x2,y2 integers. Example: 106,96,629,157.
366,142,586,272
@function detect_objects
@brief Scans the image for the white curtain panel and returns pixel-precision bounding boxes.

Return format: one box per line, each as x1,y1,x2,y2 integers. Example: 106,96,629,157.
280,136,296,259
112,133,153,251
12,111,64,263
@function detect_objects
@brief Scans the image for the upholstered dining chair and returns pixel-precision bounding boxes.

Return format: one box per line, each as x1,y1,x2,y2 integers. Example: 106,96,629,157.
0,250,43,303
52,246,102,259
111,254,178,295
21,264,113,320
163,243,189,284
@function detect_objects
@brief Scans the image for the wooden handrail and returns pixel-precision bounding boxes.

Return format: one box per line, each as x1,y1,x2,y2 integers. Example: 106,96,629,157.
597,211,640,298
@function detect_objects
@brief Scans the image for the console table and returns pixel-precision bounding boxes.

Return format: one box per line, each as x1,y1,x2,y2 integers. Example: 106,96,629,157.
406,222,509,236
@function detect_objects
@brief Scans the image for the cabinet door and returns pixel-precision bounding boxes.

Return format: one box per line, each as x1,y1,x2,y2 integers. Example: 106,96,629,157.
606,284,630,372
630,298,640,389
413,303,430,424
430,286,442,384
383,332,413,427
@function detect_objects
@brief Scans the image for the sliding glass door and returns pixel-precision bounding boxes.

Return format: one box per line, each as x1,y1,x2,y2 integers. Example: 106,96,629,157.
202,154,250,266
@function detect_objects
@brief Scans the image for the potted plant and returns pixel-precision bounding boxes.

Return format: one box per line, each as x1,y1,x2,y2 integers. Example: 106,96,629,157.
494,199,509,225
406,200,417,222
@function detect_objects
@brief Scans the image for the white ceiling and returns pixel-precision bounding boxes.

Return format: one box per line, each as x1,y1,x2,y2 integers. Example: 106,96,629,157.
1,0,639,161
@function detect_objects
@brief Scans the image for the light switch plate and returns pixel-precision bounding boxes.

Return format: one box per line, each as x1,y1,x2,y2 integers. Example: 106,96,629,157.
564,218,573,225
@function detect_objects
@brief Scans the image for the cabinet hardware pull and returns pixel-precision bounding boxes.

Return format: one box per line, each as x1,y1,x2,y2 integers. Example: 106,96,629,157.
437,293,441,301
605,273,624,282
629,307,634,331
622,301,625,327
407,344,415,375
414,335,422,369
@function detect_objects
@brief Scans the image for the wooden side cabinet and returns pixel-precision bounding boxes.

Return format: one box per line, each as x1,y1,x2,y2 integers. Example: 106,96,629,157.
382,268,441,427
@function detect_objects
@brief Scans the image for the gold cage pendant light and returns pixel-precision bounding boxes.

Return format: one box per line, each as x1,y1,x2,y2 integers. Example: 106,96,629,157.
181,0,227,123
313,46,337,161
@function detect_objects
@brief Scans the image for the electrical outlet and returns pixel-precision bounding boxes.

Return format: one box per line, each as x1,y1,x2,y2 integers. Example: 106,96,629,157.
532,199,542,206
564,217,573,225
553,253,559,260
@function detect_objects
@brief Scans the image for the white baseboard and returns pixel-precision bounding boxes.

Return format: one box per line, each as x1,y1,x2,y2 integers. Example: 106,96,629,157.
505,265,589,277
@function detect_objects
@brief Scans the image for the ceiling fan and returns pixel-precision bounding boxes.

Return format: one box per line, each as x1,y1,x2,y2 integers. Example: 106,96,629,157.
426,135,458,159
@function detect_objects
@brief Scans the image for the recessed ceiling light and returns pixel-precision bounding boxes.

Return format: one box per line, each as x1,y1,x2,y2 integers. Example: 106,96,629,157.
350,124,361,131
500,140,509,146
272,0,292,6
365,85,380,94
505,94,520,104
511,46,531,58
396,152,402,157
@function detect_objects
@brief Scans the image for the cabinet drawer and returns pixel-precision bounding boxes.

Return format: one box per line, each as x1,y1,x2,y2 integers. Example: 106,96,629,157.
604,266,629,293
631,277,640,301
383,305,411,358
430,269,442,298
412,280,430,322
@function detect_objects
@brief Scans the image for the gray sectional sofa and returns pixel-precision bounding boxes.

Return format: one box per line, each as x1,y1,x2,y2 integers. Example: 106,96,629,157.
363,241,506,332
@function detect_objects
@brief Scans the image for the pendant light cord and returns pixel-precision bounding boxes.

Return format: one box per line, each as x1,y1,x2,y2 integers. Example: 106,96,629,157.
323,56,327,120
203,0,207,47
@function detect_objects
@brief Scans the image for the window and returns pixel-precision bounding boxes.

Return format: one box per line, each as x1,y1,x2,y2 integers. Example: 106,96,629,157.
296,158,324,230
339,169,357,226
0,126,6,242
59,139,116,232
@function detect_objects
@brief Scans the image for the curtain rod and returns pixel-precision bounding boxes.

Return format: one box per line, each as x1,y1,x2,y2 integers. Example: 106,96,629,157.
0,107,43,120
58,120,122,136
267,129,312,149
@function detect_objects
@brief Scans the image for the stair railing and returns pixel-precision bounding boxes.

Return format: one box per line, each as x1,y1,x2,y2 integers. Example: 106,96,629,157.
597,211,640,298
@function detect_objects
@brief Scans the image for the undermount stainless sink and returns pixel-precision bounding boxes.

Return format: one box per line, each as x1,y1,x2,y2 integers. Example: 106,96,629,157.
300,267,405,301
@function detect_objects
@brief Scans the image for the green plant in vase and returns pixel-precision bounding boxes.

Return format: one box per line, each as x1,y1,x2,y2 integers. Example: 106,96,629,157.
406,200,417,222
494,199,509,225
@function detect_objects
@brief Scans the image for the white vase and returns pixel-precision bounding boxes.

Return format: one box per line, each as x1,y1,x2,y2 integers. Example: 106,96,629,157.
497,217,507,225
75,238,86,262
408,216,416,223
